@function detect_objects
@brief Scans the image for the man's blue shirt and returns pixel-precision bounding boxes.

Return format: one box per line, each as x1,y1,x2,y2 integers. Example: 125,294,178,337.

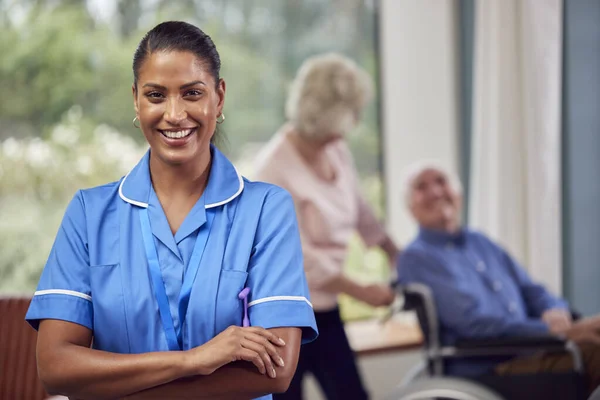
397,227,568,376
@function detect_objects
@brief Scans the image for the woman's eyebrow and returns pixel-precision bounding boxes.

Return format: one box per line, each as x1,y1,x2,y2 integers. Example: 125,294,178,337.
180,80,205,89
142,81,206,90
142,82,166,90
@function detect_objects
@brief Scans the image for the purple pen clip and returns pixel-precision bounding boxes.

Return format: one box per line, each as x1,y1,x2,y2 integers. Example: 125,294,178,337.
238,287,251,327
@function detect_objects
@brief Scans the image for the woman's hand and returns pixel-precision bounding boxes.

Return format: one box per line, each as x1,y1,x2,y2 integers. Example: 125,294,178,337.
356,283,396,307
185,326,286,378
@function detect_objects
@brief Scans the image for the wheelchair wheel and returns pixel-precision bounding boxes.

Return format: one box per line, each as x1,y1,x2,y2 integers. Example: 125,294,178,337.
385,377,506,400
589,386,600,400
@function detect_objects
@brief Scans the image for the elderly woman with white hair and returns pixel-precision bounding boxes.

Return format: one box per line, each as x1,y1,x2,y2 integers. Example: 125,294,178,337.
254,53,400,400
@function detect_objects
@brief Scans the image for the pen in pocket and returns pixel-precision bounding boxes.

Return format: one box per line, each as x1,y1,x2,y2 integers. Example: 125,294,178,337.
238,287,250,327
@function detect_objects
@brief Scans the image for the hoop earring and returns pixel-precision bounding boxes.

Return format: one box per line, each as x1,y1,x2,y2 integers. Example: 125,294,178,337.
132,116,140,129
216,113,225,124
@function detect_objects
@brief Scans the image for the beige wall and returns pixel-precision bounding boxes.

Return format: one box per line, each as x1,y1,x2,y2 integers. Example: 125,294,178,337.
379,0,461,245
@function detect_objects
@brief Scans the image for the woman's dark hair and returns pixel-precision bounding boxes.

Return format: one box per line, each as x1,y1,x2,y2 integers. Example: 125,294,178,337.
133,21,221,89
132,21,225,146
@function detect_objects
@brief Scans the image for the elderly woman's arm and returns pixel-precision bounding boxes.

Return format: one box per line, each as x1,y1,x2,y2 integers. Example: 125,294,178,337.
333,140,400,266
378,234,401,266
356,193,400,266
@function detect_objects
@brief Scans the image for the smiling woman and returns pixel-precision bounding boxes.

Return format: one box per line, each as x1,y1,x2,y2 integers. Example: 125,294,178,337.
132,22,225,174
24,21,318,400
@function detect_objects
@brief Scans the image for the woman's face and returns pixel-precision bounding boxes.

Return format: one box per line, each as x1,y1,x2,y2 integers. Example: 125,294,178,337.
133,51,225,167
300,110,357,149
306,131,344,148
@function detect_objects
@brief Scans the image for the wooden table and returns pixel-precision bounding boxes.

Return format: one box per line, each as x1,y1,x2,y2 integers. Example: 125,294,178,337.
344,312,424,356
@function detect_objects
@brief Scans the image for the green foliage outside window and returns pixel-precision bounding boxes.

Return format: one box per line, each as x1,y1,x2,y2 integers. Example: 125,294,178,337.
0,0,388,321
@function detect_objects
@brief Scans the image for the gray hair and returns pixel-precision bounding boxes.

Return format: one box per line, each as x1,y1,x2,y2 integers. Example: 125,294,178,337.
285,53,373,139
400,160,463,206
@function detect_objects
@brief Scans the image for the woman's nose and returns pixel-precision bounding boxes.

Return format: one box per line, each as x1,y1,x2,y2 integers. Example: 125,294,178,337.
164,97,187,124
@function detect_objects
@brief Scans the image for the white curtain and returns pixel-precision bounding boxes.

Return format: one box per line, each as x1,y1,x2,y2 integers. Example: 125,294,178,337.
468,0,564,294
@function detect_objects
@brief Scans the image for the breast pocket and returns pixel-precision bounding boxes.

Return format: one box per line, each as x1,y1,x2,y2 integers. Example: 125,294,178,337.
89,263,129,352
215,269,249,334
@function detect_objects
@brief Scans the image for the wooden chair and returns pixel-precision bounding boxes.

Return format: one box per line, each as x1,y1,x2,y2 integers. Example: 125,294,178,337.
0,296,48,400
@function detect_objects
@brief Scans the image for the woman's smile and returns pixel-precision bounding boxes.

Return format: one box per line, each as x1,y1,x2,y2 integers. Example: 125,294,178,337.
157,127,198,147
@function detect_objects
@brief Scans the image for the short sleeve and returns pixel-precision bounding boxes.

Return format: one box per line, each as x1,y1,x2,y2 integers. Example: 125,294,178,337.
25,191,93,331
246,189,318,344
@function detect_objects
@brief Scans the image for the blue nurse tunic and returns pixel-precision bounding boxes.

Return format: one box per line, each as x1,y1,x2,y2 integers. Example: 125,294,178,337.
26,144,318,400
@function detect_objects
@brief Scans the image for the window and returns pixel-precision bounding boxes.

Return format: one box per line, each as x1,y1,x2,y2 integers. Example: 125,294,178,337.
0,0,386,320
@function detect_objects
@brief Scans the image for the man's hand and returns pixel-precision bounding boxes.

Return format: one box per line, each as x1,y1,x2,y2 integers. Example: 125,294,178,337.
559,315,600,345
542,308,573,334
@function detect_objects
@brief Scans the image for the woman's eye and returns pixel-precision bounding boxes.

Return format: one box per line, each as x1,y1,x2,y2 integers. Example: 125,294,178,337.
146,92,164,99
185,89,202,97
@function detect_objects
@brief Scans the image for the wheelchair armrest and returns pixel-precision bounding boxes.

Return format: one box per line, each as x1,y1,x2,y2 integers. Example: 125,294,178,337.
455,334,566,350
395,282,584,374
434,338,584,373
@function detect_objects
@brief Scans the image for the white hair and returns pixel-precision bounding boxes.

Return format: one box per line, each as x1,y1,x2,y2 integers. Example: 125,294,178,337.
400,160,463,206
285,53,373,139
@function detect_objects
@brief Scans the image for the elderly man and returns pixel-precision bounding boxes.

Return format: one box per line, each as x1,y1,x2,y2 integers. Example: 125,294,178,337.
396,161,600,394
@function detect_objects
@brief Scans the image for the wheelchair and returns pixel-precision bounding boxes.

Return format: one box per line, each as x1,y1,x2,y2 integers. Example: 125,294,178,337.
385,283,590,400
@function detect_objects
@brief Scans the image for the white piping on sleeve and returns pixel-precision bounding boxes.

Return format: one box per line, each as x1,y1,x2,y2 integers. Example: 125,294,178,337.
248,295,313,308
34,289,92,302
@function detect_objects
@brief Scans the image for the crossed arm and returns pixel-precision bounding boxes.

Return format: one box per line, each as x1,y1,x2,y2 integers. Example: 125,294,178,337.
38,320,301,400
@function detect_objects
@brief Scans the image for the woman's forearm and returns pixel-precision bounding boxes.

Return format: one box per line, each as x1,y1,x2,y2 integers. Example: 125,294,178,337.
124,327,301,400
124,361,294,400
379,235,400,268
40,344,190,400
321,274,363,298
39,321,300,400
37,319,200,400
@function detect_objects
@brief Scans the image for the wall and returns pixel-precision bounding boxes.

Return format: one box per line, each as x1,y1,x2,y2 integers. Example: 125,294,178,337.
562,0,600,315
378,0,461,245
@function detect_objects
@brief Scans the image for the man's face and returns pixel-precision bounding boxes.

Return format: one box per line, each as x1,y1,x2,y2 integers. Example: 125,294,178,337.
408,168,462,231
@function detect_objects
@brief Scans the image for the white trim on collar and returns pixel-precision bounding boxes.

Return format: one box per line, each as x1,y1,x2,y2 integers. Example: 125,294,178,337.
205,166,244,209
119,166,244,209
118,172,149,208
